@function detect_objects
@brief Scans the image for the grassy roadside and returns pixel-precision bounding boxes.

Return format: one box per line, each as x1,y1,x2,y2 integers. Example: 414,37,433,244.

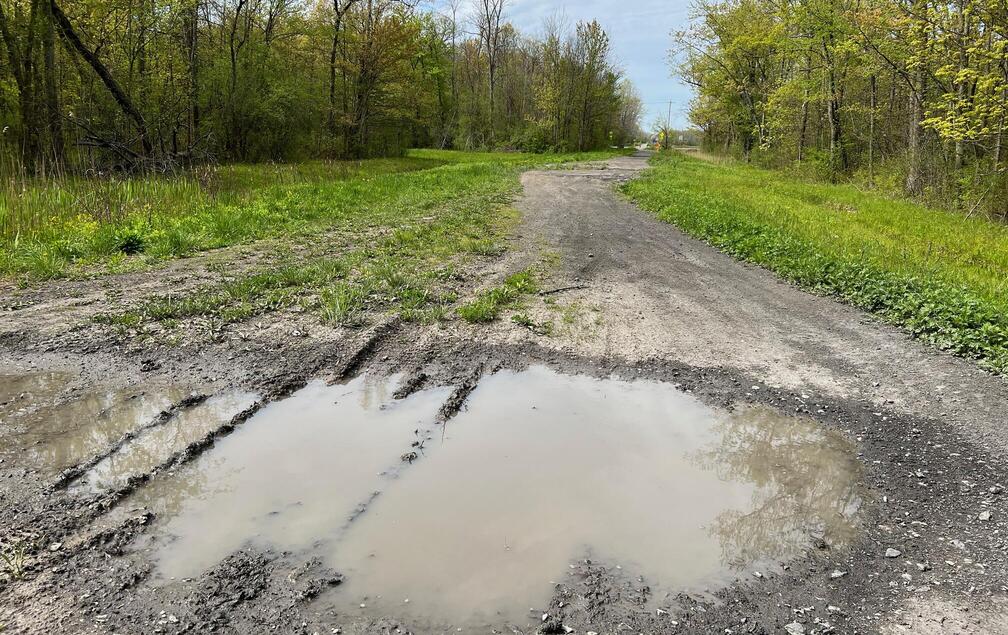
1,149,623,282
622,152,1008,373
91,150,621,331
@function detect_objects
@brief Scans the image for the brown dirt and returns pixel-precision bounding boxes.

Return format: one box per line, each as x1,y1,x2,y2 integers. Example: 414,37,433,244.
1,152,1007,634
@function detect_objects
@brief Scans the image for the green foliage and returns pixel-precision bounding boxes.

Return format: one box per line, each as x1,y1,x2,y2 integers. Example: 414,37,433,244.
457,269,540,323
624,153,1008,373
94,150,611,329
0,0,641,168
3,151,620,280
680,0,1007,208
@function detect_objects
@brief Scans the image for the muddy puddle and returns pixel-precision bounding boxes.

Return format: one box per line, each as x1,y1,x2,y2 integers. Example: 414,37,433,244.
0,372,197,474
126,366,862,630
70,391,259,494
125,375,453,578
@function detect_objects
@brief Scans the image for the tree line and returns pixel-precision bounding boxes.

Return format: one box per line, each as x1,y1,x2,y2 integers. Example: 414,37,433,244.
678,0,1008,215
0,0,643,170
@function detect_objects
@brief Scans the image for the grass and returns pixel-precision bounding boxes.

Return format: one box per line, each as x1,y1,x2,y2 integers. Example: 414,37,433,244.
0,535,32,582
93,150,619,330
622,152,1008,373
1,149,623,281
457,269,540,323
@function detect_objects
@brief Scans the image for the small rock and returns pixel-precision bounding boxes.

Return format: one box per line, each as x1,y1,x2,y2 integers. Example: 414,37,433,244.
829,569,846,579
785,622,805,635
49,542,62,552
885,548,902,558
753,571,763,579
978,511,992,522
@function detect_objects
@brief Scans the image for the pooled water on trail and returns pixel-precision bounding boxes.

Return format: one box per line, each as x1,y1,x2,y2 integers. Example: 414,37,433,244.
71,391,259,494
131,366,862,630
128,374,453,578
0,373,192,474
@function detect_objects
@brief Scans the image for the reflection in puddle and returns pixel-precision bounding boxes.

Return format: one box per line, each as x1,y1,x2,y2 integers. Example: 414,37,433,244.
133,367,861,630
0,374,192,474
129,375,453,578
0,371,71,416
71,391,259,494
329,368,861,626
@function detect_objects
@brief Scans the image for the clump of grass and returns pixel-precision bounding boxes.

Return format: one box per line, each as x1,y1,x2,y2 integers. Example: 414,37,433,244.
321,282,367,326
623,152,1008,373
94,162,530,330
0,535,34,582
458,269,539,323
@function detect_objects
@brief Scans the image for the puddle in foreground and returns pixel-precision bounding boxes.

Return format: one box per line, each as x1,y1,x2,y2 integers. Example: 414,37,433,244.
128,375,453,576
71,391,259,494
0,373,193,474
133,367,862,629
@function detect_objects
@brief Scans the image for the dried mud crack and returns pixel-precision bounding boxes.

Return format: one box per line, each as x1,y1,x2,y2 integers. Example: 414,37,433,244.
2,153,1007,635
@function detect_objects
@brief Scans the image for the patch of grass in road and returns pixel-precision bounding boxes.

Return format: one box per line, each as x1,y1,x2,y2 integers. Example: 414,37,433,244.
2,150,621,281
457,269,540,323
96,168,526,330
622,152,1008,373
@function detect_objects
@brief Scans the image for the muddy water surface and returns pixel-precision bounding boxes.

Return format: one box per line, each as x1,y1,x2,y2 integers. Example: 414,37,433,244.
0,373,193,474
72,391,259,494
128,375,453,578
130,367,862,630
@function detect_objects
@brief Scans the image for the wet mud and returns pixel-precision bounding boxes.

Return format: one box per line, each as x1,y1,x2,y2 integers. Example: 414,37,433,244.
2,153,1007,634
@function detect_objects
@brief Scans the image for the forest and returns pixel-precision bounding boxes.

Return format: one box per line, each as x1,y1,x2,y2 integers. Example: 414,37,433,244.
0,0,644,170
678,0,1008,216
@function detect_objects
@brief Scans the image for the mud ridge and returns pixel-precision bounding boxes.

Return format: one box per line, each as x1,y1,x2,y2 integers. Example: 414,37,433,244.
50,393,209,491
436,365,484,422
392,370,429,400
332,317,402,382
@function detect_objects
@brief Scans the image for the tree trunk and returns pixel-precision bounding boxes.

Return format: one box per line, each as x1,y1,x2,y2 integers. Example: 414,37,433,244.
187,0,199,147
905,1,928,196
906,70,925,195
798,90,808,164
868,74,876,186
51,0,152,155
0,0,43,164
42,0,63,164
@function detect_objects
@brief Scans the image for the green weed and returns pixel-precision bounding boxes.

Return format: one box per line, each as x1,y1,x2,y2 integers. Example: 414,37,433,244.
0,536,33,581
458,269,540,323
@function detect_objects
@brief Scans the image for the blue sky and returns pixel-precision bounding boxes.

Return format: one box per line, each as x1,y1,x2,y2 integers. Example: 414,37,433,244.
427,0,695,130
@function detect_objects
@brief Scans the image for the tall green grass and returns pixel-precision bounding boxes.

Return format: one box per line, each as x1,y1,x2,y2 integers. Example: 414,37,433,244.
0,150,619,281
623,152,1008,373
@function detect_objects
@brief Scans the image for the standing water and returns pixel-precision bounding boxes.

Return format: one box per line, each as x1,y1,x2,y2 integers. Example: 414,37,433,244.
123,366,861,630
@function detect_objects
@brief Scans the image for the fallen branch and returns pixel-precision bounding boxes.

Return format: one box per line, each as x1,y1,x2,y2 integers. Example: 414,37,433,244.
539,284,588,296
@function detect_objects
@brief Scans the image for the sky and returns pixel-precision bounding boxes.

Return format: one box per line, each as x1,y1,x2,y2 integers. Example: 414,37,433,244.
427,0,696,130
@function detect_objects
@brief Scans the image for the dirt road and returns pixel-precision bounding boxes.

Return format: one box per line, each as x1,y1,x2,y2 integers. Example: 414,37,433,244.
1,152,1007,634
